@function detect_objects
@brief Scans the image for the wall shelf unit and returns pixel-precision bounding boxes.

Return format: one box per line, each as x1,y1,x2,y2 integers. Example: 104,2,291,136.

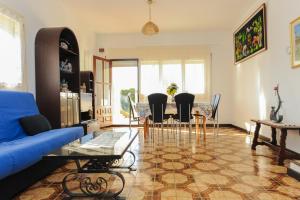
35,27,81,129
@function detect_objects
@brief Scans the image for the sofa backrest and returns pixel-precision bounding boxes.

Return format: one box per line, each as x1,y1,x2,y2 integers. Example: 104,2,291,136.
0,90,40,142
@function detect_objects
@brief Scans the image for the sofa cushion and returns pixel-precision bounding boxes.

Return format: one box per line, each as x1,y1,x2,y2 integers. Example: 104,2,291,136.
0,127,84,180
19,114,52,136
0,91,39,143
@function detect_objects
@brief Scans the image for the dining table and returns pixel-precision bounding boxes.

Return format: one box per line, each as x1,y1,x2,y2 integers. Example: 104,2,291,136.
135,102,212,138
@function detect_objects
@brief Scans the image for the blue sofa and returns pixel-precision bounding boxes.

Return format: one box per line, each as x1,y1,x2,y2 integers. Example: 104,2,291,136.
0,90,84,180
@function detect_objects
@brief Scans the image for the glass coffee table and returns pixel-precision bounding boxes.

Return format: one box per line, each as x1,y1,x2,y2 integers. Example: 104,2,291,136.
44,128,138,199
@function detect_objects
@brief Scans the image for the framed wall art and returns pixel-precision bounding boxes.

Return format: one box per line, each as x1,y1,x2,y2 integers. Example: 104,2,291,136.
234,4,267,64
290,17,300,68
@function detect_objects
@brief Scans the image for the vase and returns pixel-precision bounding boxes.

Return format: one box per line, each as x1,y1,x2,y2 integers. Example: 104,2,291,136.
171,95,175,102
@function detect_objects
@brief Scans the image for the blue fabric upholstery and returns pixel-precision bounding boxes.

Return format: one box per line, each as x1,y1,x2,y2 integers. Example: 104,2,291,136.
0,91,84,180
0,91,39,143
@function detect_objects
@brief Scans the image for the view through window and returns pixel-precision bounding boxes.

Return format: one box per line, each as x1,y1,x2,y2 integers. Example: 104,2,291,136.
140,60,207,102
0,8,24,90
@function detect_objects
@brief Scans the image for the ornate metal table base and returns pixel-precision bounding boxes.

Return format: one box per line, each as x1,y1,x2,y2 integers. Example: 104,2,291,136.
62,151,136,199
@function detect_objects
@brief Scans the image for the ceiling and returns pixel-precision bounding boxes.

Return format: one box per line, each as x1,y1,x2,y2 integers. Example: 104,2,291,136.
61,0,256,34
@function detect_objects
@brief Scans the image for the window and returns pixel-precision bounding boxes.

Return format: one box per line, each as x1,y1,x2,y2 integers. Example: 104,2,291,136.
162,62,182,92
185,62,205,94
140,60,209,102
0,6,25,90
140,63,160,96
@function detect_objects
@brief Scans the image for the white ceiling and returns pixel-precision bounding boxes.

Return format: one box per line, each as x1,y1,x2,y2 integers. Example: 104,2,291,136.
61,0,256,34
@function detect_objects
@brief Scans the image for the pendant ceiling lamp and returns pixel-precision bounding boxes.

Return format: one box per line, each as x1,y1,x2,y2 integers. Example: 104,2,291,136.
142,0,159,35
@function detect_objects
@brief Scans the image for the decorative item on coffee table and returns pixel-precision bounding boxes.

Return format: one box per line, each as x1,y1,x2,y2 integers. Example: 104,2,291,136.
167,83,178,102
270,84,283,123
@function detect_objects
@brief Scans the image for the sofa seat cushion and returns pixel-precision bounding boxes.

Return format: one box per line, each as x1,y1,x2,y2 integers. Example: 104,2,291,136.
0,127,83,180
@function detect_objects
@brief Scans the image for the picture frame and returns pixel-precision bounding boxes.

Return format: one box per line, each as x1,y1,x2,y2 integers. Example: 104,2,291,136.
290,17,300,68
234,4,267,64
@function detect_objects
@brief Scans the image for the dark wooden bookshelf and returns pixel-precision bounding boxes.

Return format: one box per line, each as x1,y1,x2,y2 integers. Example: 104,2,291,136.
35,27,81,129
80,71,95,121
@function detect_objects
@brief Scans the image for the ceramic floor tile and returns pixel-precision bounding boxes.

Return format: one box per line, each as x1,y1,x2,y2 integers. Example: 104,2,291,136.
15,127,300,200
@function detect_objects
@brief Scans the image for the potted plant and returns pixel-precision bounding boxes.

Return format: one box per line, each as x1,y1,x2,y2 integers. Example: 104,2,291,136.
167,83,178,102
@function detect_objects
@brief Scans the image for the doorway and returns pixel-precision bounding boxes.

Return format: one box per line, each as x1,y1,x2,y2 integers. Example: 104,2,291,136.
111,59,139,125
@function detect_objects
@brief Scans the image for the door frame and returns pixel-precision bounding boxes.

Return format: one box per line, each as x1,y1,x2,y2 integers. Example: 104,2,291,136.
110,58,140,125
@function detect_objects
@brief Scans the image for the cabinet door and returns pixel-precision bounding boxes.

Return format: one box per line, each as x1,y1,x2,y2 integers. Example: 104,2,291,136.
104,61,110,83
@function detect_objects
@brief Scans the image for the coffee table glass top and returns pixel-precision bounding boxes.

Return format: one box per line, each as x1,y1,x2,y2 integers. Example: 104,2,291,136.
45,128,139,159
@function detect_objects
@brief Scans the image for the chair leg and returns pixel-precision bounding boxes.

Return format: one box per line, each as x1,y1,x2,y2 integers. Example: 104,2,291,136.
216,110,220,136
213,121,216,136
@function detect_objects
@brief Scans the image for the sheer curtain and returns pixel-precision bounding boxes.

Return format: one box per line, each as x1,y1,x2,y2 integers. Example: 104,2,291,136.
140,59,211,102
0,4,25,90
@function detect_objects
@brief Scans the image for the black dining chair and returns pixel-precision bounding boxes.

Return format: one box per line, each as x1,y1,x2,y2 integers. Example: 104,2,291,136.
128,95,140,129
194,93,221,136
210,93,221,136
148,93,170,133
173,93,195,134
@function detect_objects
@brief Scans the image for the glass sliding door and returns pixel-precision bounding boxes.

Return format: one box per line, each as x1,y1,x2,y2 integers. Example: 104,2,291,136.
111,59,139,125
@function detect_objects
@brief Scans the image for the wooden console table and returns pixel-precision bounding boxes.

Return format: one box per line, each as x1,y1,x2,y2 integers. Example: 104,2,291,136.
251,119,300,165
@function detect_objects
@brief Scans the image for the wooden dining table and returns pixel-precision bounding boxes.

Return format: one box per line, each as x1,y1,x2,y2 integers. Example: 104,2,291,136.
135,102,212,138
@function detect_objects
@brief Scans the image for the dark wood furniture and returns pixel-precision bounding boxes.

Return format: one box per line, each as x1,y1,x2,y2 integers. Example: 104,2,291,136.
35,27,81,129
93,56,112,128
251,119,300,165
80,71,95,121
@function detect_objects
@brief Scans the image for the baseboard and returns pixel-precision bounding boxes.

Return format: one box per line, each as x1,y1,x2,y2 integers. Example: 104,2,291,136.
110,124,234,128
229,124,249,133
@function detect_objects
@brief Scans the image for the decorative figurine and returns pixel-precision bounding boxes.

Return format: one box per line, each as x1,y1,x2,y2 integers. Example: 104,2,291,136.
270,84,283,123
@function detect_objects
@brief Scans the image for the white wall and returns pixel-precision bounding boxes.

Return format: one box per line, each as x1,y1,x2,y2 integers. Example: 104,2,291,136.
0,0,97,93
96,32,234,124
232,0,300,153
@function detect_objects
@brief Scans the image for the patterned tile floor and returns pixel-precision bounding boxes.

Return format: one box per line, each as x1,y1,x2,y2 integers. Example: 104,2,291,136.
15,127,300,200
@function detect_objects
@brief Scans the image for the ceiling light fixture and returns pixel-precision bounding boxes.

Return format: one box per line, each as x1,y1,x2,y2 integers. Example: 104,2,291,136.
142,0,159,36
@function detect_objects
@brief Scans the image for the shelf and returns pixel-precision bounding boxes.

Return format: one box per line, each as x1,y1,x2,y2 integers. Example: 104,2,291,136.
60,46,78,56
60,70,74,75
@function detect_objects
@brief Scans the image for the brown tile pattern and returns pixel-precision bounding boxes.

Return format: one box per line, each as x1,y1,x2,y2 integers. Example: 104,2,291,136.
15,127,300,200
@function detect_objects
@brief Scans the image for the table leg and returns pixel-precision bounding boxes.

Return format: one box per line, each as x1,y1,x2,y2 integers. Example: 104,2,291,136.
251,122,261,150
144,118,149,138
271,127,277,145
202,116,207,139
195,112,200,135
278,129,287,166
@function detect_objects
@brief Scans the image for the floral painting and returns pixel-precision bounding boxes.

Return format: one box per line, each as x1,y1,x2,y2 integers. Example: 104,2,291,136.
234,4,267,64
291,17,300,68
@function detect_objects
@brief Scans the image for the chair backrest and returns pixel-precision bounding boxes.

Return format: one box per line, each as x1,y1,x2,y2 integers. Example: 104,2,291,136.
148,93,168,123
128,95,138,119
0,91,40,143
211,93,221,119
175,93,195,122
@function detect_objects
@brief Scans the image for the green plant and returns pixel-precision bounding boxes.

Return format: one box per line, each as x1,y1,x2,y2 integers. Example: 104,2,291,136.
166,83,178,96
120,88,135,117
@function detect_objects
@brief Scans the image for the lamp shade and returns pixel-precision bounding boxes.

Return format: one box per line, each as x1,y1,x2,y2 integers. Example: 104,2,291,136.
142,21,159,35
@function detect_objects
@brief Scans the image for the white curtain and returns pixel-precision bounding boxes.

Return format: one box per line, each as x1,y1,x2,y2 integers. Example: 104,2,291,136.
0,4,25,90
